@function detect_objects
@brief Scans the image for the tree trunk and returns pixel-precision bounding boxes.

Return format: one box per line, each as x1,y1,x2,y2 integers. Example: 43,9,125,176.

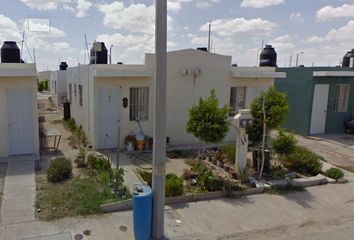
258,96,266,180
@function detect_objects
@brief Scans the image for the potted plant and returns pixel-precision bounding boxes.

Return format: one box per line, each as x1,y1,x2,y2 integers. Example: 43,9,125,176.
212,151,221,165
124,134,137,151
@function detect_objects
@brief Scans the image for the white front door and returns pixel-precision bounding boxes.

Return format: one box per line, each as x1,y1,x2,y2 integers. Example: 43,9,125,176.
310,84,329,135
7,89,34,155
98,88,120,149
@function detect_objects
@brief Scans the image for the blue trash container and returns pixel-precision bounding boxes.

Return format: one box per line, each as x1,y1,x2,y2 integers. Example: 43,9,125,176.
133,184,152,240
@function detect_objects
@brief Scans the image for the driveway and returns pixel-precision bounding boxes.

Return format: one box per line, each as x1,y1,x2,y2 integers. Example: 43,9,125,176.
296,134,354,168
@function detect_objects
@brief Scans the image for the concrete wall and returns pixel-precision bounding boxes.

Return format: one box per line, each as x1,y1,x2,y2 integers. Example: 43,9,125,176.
275,67,354,135
50,70,67,106
0,64,39,157
67,49,276,149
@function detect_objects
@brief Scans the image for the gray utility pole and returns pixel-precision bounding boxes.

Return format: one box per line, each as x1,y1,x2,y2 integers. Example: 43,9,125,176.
208,20,212,51
296,52,304,67
152,0,167,239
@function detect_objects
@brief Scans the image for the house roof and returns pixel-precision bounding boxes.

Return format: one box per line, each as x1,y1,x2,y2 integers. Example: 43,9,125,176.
0,63,37,77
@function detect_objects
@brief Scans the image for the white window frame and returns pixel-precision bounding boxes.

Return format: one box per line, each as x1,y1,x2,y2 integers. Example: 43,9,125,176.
130,87,149,121
333,84,350,112
229,86,246,116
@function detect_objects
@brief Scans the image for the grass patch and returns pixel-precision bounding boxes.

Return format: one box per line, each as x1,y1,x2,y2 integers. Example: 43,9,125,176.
36,169,130,221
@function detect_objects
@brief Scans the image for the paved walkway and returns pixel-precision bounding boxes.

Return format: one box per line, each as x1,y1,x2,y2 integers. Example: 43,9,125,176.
0,158,36,225
296,134,354,168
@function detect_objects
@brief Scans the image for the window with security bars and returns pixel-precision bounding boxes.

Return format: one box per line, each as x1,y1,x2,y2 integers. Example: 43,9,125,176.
229,87,246,116
79,85,83,106
333,84,350,112
130,87,149,121
68,84,72,103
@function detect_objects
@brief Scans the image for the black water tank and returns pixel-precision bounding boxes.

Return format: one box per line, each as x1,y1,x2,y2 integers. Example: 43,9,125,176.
197,47,208,52
259,45,277,67
90,42,108,64
343,49,354,67
1,41,20,63
59,62,68,70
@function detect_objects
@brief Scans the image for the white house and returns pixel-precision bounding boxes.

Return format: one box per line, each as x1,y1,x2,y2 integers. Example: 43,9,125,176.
0,63,39,158
50,63,68,106
66,49,285,150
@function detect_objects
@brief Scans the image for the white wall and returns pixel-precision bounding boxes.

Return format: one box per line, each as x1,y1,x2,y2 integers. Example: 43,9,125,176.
66,49,276,149
50,70,67,106
0,64,39,157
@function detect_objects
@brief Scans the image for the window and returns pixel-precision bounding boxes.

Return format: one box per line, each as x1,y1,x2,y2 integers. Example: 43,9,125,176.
130,87,149,121
79,85,83,106
333,84,350,112
68,84,72,103
74,84,77,99
229,87,246,116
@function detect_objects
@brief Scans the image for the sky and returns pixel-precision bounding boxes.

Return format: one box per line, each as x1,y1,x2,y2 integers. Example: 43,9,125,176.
1,0,354,71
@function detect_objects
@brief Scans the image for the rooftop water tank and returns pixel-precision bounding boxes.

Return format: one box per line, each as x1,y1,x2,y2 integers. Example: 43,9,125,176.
342,49,354,67
1,41,20,63
259,45,277,67
59,62,68,70
90,42,108,64
197,47,208,52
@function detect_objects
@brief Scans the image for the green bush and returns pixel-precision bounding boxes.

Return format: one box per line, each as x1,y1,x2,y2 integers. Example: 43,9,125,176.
324,167,344,180
87,154,111,171
199,170,225,191
271,129,297,154
165,173,184,197
47,157,73,183
283,146,323,176
220,144,236,164
137,169,152,186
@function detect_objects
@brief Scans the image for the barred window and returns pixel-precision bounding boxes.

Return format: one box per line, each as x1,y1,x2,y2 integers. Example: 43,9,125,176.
229,87,246,116
333,84,350,112
79,85,83,107
68,84,72,103
130,87,149,121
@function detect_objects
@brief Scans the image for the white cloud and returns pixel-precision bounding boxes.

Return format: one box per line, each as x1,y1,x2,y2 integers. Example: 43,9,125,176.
167,0,219,12
96,33,151,47
51,42,75,52
76,0,92,17
289,12,304,23
241,0,284,9
0,14,21,41
316,4,354,21
25,19,66,38
271,34,295,50
200,18,276,37
303,20,354,43
97,2,155,34
97,2,173,34
20,0,70,11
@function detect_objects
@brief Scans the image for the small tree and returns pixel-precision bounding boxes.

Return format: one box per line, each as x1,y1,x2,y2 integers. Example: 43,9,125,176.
186,89,230,156
247,87,289,179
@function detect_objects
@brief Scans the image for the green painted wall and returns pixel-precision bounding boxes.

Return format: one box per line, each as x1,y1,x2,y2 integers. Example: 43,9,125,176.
275,67,354,135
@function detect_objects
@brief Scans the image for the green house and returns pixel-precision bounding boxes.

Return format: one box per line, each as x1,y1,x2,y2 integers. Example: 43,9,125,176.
275,67,354,135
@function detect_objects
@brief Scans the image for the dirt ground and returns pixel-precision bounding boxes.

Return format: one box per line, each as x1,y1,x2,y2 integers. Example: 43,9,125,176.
37,98,80,176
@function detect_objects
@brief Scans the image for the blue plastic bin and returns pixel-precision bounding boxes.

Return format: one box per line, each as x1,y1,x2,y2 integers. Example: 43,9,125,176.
133,185,152,240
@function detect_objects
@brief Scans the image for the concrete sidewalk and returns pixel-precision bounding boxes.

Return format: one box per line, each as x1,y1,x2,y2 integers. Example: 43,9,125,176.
0,158,36,225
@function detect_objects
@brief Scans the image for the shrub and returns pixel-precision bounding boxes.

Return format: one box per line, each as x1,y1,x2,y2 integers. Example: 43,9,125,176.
137,169,152,186
271,165,286,178
47,157,73,183
283,146,323,176
165,173,184,197
74,148,87,168
182,169,197,180
87,154,111,171
199,170,225,191
220,144,236,164
271,129,297,154
324,167,344,180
